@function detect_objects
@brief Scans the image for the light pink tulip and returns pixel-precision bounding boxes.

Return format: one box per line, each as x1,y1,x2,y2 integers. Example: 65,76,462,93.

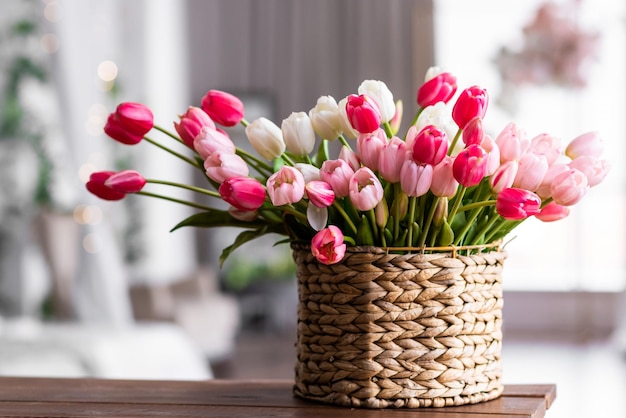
378,136,408,183
267,166,305,206
496,122,530,163
339,145,361,171
481,135,500,176
204,151,250,183
513,152,548,191
305,180,335,208
194,126,236,159
349,167,384,211
529,133,562,165
356,128,387,171
490,160,518,194
320,159,354,198
569,156,610,187
550,168,588,206
536,202,570,222
174,106,216,148
400,160,433,197
431,156,458,197
228,206,258,222
565,131,603,159
311,225,346,265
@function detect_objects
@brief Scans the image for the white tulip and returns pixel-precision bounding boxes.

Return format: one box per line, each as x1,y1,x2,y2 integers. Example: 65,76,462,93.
245,117,286,160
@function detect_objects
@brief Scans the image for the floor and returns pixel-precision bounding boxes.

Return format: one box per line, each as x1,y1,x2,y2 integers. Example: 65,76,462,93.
213,330,626,418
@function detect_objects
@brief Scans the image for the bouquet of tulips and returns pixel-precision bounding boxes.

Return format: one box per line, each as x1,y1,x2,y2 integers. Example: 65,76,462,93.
86,67,609,266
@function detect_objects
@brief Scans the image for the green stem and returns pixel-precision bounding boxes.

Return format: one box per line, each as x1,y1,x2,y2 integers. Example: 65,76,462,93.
146,179,220,198
457,200,496,213
236,148,273,174
447,129,462,155
240,118,250,128
143,135,200,168
383,121,393,139
338,134,351,149
136,191,215,211
332,201,358,235
447,185,466,223
407,196,417,247
367,209,379,243
419,196,440,247
153,125,184,143
408,108,424,128
468,209,500,245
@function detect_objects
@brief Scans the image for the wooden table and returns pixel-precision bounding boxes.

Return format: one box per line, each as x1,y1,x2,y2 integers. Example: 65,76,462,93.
0,377,555,417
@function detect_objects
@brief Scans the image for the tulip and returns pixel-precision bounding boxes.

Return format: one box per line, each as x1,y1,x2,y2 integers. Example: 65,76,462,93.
550,168,588,206
529,133,562,165
349,167,384,211
414,102,458,150
308,95,343,141
390,190,409,220
104,170,147,193
345,94,382,134
311,225,346,265
305,180,335,208
378,136,408,183
356,128,387,171
490,160,519,194
569,155,610,187
320,159,354,198
228,206,258,222
481,135,500,176
307,204,328,232
219,176,266,211
565,131,603,159
496,122,530,163
204,151,250,183
338,145,361,171
86,171,126,201
462,117,484,146
495,188,542,220
411,125,448,166
193,126,236,159
358,80,396,123
104,102,154,145
536,202,570,222
417,69,457,108
294,163,321,183
536,163,569,199
513,152,548,191
245,117,286,160
281,111,316,156
388,100,403,136
452,144,488,187
451,86,488,130
267,166,305,206
400,160,433,197
431,156,458,197
200,89,245,127
337,96,359,139
174,106,216,148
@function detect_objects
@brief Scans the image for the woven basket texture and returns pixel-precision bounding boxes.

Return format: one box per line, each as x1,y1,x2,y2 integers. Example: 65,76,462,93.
291,244,507,409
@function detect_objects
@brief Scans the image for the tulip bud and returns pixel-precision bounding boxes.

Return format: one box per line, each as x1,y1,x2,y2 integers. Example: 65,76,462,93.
309,95,343,141
311,225,346,265
201,89,245,127
338,145,361,172
431,156,458,197
550,168,588,206
104,102,154,145
86,171,126,201
565,131,603,159
451,86,489,130
245,117,286,160
320,159,354,198
267,166,306,206
104,170,147,193
529,133,562,165
378,136,408,183
390,190,409,220
490,160,519,194
400,160,433,197
388,100,403,136
337,97,359,139
306,180,335,208
219,177,266,211
281,111,316,156
452,144,488,187
495,188,542,220
356,128,388,171
513,152,548,192
349,167,384,211
174,106,216,148
569,156,610,187
536,202,570,222
417,70,457,108
358,80,396,123
462,117,484,146
204,151,250,183
496,122,530,163
411,125,448,166
375,197,389,228
228,206,258,222
345,94,382,134
193,127,236,159
294,163,321,183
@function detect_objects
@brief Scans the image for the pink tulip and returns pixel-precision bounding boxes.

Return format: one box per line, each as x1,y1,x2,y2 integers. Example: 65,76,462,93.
349,167,384,211
400,160,433,197
490,160,519,194
417,71,457,108
104,170,147,193
320,159,354,198
358,80,396,123
339,145,361,171
193,127,236,159
200,89,245,127
536,202,570,222
86,171,126,201
462,117,484,146
411,125,448,166
565,131,603,159
311,225,346,265
451,86,488,129
513,152,548,191
536,164,569,199
356,128,387,171
550,168,588,206
529,133,562,165
204,151,250,183
174,106,216,148
219,177,266,211
388,100,403,136
306,180,335,208
104,102,154,145
496,122,530,163
267,166,305,206
228,206,258,222
481,135,500,176
452,144,488,187
431,156,458,197
495,188,542,220
378,136,408,183
569,156,610,187
345,94,382,134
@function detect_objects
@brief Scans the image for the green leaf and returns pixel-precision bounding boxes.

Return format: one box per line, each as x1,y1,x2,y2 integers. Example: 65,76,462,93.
314,139,329,167
356,215,374,246
219,224,286,267
170,210,268,232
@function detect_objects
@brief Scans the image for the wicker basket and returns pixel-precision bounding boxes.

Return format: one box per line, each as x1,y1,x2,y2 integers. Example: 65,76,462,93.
291,243,507,409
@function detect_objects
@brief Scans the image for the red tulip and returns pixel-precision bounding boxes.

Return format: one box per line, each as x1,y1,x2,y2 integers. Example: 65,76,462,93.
495,188,541,220
411,125,448,166
452,144,488,187
345,94,381,134
174,106,216,148
219,176,266,211
451,86,488,129
85,171,126,201
201,90,245,127
416,71,457,108
104,170,147,193
104,102,154,145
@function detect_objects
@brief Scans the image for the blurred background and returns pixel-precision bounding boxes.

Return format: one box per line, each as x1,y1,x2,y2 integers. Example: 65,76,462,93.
0,0,624,416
